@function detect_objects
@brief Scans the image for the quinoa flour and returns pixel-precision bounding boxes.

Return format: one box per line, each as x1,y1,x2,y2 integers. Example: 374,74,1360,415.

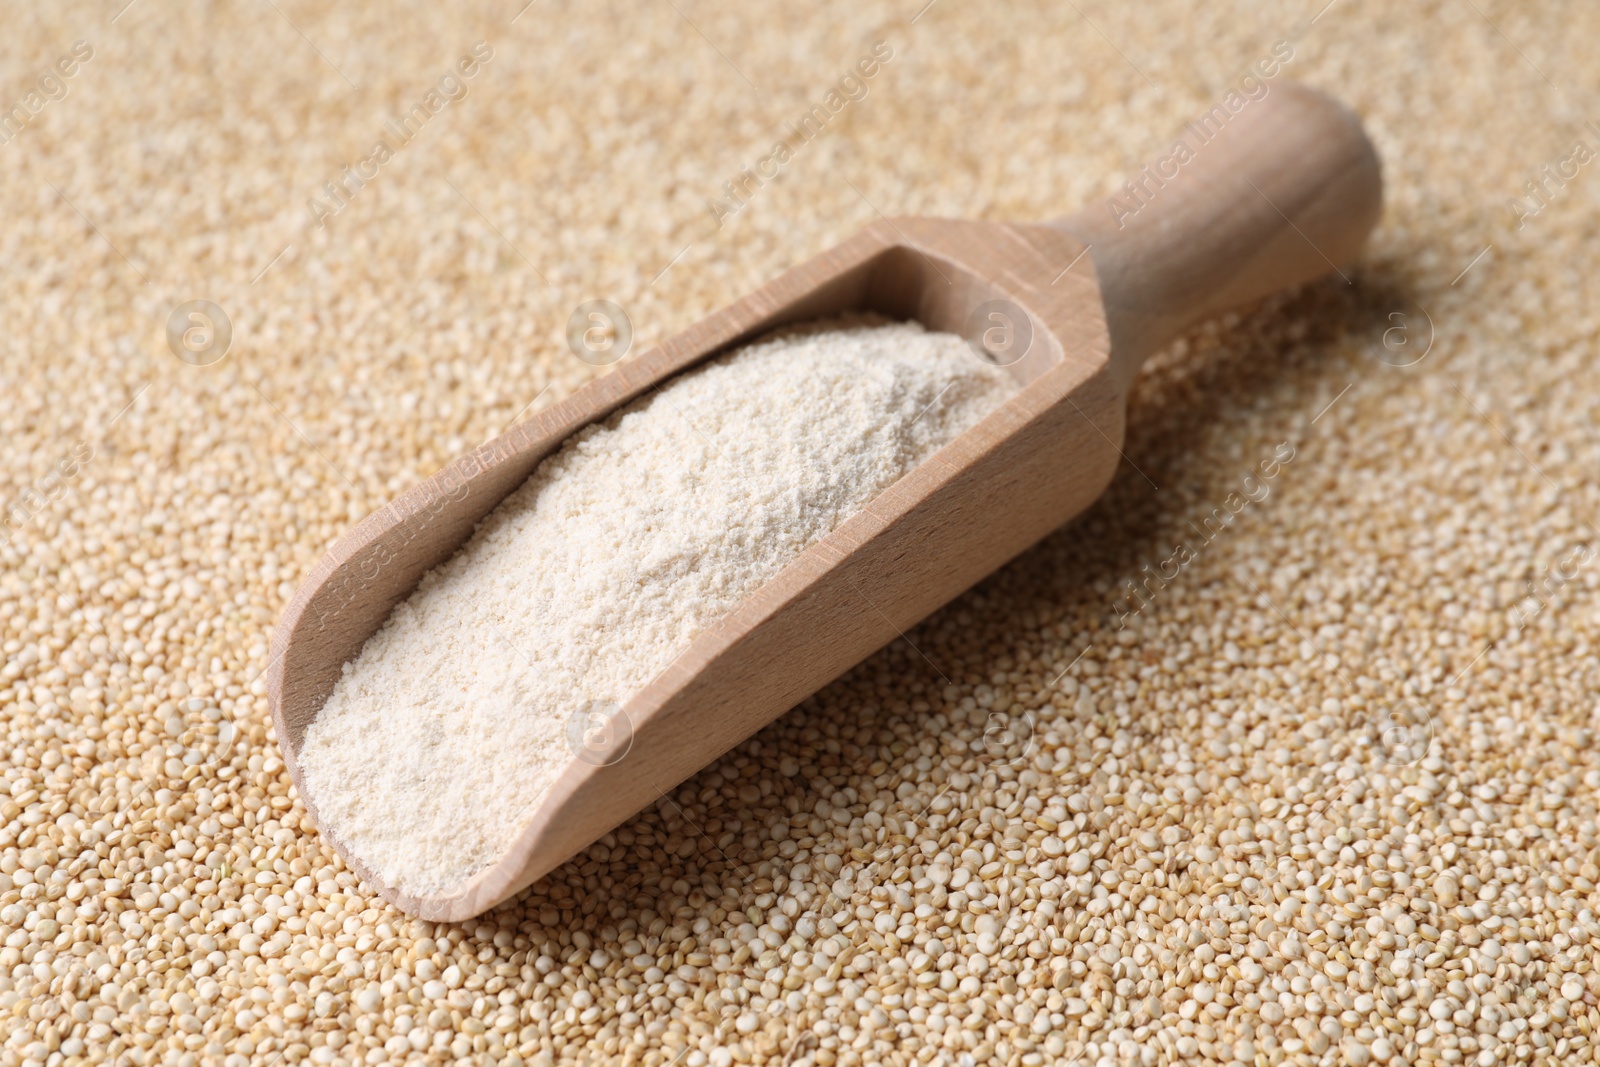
297,317,1017,896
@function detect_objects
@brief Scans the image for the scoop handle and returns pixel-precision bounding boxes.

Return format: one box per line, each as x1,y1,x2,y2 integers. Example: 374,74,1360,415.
1055,80,1382,380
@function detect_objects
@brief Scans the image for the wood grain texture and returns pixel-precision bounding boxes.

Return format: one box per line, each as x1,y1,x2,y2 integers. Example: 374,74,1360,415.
268,82,1382,921
1058,81,1383,378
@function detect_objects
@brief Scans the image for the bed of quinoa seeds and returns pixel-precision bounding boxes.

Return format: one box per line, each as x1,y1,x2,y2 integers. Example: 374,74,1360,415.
4,1,1600,1065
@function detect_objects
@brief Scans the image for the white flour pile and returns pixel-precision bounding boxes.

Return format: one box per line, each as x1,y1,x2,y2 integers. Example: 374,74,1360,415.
297,317,1017,896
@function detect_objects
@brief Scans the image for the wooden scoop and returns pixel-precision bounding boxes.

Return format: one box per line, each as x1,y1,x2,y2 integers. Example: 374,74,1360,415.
269,81,1381,921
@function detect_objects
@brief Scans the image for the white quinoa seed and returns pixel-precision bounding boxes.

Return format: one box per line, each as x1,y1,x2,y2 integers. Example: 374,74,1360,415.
2,2,1600,1067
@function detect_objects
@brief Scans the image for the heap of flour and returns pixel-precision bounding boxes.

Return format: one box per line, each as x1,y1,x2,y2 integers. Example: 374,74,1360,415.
297,317,1017,896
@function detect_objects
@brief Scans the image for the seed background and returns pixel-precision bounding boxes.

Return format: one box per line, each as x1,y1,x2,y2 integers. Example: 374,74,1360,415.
3,1,1600,1065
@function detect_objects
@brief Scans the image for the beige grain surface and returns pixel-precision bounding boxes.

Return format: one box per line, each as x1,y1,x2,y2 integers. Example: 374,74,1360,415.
3,1,1600,1065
